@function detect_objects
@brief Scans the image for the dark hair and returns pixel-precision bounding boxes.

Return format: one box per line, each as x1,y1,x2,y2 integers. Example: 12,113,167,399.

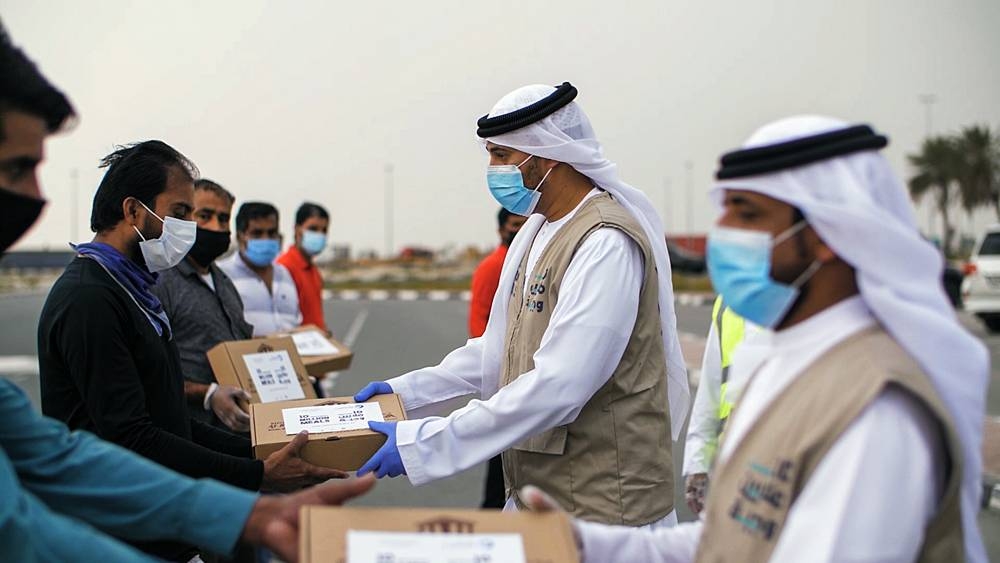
295,202,329,226
0,22,76,141
235,201,279,233
89,141,198,232
194,178,235,205
497,208,514,229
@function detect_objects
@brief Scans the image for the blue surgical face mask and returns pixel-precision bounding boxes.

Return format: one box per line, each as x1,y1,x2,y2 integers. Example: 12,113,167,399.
486,155,554,216
301,230,326,256
244,238,280,267
706,221,821,329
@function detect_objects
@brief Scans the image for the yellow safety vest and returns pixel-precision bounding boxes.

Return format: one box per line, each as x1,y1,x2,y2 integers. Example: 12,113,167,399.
711,296,745,426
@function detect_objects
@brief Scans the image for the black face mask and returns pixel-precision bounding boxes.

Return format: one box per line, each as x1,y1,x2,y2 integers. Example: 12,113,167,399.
0,187,47,254
187,227,231,268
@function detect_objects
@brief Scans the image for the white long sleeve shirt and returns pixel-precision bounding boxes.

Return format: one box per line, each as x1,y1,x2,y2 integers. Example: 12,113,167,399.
682,320,723,477
577,296,944,562
683,317,764,477
388,190,650,487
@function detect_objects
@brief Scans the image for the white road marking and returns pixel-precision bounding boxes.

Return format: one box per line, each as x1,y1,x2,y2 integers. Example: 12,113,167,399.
343,308,370,348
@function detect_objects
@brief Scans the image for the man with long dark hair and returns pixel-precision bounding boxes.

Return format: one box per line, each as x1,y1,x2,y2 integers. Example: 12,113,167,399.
0,21,374,563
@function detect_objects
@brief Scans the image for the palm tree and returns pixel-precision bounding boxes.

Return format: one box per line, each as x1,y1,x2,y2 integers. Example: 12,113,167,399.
954,125,1000,219
909,136,961,254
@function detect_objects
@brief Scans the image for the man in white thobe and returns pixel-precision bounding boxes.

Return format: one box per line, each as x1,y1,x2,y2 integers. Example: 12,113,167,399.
353,82,690,529
525,115,990,562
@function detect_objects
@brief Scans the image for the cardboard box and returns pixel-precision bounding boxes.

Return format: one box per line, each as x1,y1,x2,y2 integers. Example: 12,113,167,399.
299,506,579,563
250,394,406,470
206,336,316,404
273,324,354,378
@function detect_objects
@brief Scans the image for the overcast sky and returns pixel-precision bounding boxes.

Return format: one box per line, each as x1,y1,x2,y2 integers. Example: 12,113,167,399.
4,0,999,254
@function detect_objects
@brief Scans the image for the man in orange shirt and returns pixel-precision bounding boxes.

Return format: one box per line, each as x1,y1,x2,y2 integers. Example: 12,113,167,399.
278,202,329,331
469,207,525,508
468,208,526,337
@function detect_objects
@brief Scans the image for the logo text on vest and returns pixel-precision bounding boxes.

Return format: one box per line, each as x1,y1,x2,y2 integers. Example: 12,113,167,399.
525,268,549,313
729,458,794,541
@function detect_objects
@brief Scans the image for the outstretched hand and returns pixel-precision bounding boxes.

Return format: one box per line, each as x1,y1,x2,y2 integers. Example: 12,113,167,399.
353,381,393,403
357,420,405,478
521,485,583,555
262,431,350,492
242,473,376,562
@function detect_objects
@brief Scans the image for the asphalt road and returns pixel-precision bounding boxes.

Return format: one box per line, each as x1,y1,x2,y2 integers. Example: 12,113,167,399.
0,293,709,516
2,292,999,557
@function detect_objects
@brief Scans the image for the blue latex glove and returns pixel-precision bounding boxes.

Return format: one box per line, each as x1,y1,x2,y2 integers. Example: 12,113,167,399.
353,381,392,403
357,421,405,478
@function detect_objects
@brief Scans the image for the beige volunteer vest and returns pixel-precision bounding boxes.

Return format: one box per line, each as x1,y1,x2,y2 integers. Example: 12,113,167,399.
500,192,674,526
696,326,964,562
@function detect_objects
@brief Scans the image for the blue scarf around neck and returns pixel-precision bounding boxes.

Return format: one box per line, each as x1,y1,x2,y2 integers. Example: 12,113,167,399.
73,242,172,338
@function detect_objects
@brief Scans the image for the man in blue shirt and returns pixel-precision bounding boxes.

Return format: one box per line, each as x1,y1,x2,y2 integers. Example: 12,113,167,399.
0,22,375,562
0,380,375,562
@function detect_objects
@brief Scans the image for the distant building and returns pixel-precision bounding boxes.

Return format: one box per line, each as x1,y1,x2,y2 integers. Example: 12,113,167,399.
666,235,706,256
665,235,706,274
356,249,379,261
399,247,435,261
458,245,486,264
330,244,351,262
0,250,75,273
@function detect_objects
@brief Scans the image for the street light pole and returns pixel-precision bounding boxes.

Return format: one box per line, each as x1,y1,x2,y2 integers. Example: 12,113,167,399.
918,93,937,138
384,163,394,259
684,160,694,249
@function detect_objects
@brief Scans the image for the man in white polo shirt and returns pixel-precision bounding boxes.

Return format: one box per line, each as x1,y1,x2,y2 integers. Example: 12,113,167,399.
218,201,301,335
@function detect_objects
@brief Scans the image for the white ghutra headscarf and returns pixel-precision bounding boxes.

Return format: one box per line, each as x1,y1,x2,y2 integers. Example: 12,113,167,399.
712,115,990,561
478,84,691,439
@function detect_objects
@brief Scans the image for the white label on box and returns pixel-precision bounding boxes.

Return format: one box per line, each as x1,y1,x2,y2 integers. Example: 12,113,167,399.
346,530,526,563
282,402,385,435
291,330,341,356
242,350,306,403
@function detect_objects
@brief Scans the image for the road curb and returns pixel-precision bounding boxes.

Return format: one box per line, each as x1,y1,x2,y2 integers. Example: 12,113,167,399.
323,290,714,304
0,288,715,305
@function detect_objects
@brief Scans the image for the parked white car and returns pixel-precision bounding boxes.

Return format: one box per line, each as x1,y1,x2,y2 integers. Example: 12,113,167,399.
962,225,1000,332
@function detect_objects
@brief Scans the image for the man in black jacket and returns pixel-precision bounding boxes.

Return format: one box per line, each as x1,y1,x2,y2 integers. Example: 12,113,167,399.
38,140,347,561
